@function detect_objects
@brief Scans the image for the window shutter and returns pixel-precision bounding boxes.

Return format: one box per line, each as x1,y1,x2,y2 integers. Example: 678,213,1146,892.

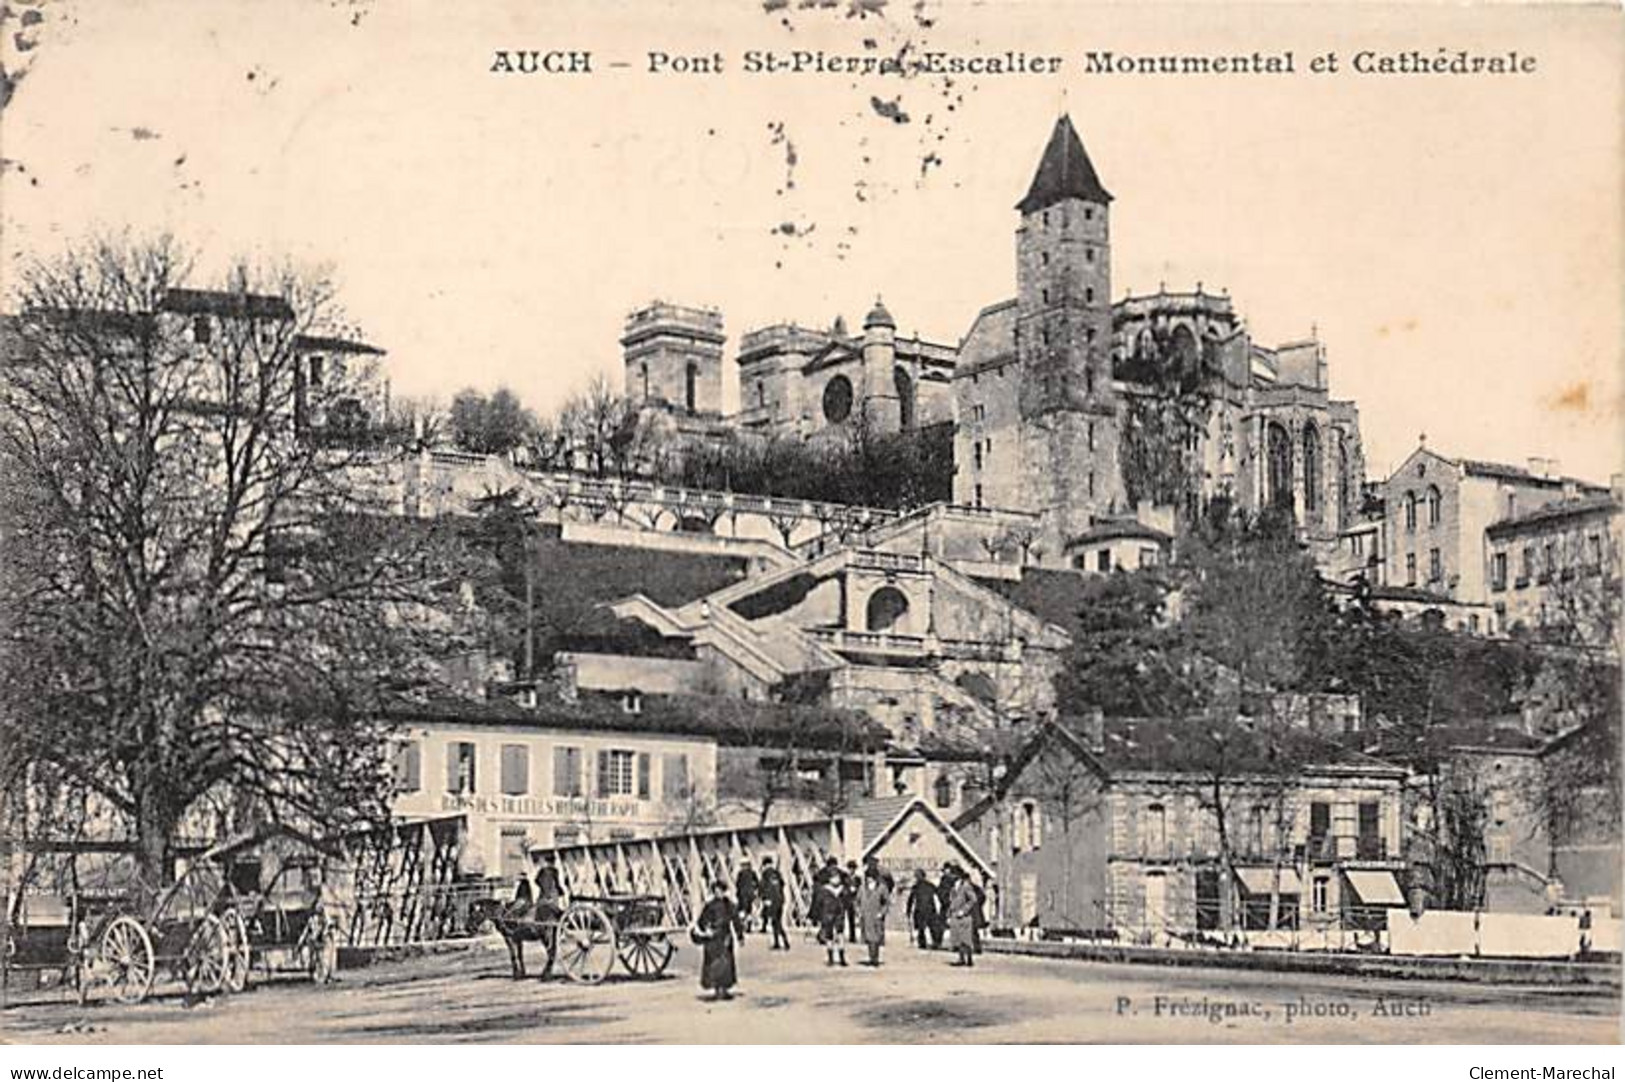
501,745,528,796
662,754,688,800
396,741,421,793
596,750,611,797
446,743,460,792
553,747,573,797
637,753,651,800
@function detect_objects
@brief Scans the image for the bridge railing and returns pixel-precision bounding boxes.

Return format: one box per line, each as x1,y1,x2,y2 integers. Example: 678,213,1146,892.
532,816,860,931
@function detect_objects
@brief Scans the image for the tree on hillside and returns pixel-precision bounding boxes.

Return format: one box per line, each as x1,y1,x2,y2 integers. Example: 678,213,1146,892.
0,236,486,885
1052,570,1212,719
1182,506,1332,715
449,386,534,456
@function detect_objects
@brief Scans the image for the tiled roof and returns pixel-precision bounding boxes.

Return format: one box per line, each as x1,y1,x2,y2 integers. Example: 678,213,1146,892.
162,287,294,321
1016,114,1112,212
382,689,889,750
1487,494,1619,536
1067,518,1171,546
1038,715,1404,777
294,333,384,356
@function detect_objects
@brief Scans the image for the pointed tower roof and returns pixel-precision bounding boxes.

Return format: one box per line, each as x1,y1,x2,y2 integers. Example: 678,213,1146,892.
1016,114,1112,213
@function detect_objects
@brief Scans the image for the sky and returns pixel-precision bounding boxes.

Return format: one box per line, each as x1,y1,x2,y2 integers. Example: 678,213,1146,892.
2,0,1621,483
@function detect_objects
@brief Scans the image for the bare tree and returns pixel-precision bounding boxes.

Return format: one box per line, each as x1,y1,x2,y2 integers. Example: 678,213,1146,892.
0,235,487,885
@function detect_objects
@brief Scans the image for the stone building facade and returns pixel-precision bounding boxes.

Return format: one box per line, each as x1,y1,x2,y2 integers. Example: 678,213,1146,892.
1379,442,1612,615
1484,489,1621,643
955,717,1409,939
620,115,1371,567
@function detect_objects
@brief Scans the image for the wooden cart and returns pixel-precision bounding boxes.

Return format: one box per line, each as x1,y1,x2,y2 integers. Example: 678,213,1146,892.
229,855,340,986
76,861,241,1005
474,892,677,985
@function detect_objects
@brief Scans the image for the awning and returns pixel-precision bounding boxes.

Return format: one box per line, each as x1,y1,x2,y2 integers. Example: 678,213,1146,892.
1344,869,1407,906
1235,866,1302,895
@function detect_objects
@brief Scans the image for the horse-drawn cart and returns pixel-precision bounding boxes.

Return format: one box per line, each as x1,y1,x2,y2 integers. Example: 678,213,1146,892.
229,855,340,986
475,892,678,985
75,860,243,1005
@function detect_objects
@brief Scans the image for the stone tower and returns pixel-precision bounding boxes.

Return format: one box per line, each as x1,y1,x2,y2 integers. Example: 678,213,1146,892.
1014,115,1124,551
621,302,725,415
860,296,900,433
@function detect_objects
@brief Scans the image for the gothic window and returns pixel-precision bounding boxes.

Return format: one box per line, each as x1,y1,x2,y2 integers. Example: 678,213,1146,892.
1405,491,1418,532
895,367,915,428
822,375,853,423
1337,435,1351,530
1170,325,1199,382
1427,485,1442,527
1302,424,1322,525
1265,422,1293,511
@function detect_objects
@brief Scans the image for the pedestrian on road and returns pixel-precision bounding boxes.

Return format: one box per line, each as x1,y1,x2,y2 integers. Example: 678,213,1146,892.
936,861,959,941
856,869,890,967
535,854,564,925
734,857,759,940
813,863,848,967
842,860,860,941
694,880,738,1001
863,856,895,900
906,869,939,949
759,856,790,950
947,873,978,968
970,874,988,954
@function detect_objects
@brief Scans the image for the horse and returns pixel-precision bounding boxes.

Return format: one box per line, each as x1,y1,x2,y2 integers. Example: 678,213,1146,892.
468,895,560,979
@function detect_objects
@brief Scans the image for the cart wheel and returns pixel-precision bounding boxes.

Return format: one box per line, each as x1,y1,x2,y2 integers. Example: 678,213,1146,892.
555,904,616,985
618,933,674,978
183,913,231,996
222,909,252,993
310,923,340,985
99,915,156,1005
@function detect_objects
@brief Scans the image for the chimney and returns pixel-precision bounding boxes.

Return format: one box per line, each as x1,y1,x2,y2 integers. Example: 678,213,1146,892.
1082,707,1105,754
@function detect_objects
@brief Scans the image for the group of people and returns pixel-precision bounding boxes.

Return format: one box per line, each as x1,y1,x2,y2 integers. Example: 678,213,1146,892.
903,862,988,967
689,855,992,1000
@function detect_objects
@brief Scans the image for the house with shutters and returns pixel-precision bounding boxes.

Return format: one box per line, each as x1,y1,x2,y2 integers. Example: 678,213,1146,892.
383,693,721,881
381,688,891,881
954,713,1409,941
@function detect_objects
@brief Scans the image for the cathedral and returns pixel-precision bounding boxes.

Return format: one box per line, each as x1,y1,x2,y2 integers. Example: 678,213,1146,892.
621,115,1367,569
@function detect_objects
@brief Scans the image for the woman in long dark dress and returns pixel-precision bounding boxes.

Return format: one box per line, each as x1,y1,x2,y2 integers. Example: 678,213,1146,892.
695,880,738,1000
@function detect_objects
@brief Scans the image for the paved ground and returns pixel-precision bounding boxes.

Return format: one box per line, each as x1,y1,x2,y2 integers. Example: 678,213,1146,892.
4,933,1619,1044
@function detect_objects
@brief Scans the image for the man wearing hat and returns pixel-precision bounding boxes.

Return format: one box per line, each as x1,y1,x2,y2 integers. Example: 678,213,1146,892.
758,855,789,950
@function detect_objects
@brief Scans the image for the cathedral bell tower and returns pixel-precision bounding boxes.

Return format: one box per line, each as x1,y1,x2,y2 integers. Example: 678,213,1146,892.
1014,115,1124,551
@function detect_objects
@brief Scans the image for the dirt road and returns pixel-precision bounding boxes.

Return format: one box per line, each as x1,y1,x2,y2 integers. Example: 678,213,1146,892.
5,934,1618,1044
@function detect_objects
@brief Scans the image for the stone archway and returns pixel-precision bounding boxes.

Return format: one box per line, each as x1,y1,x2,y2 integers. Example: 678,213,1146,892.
865,586,911,633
